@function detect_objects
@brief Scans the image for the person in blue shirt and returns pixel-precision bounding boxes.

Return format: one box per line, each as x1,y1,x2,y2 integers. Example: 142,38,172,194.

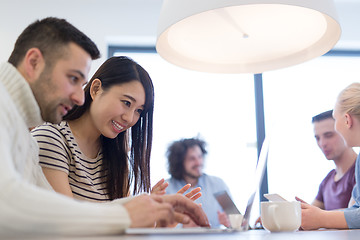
165,137,232,228
300,82,360,230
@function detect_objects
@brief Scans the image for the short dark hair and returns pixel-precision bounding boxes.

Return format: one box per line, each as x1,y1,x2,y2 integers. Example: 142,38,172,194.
167,138,207,180
312,110,334,123
8,17,100,67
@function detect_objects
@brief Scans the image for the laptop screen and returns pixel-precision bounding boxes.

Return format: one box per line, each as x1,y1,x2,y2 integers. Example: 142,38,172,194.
240,137,269,231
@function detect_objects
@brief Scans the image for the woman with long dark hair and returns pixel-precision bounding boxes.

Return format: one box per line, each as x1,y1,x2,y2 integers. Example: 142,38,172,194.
32,56,197,201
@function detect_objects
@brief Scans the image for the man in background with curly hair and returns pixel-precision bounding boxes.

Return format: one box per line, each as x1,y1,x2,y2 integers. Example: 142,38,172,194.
165,137,232,228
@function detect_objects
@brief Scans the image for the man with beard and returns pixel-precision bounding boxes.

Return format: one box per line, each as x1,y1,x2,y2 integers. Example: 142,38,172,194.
0,17,209,236
165,137,232,228
311,110,357,210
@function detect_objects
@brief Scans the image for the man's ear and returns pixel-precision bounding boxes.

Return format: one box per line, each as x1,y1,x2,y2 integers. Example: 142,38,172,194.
90,79,102,100
22,48,45,83
345,113,353,128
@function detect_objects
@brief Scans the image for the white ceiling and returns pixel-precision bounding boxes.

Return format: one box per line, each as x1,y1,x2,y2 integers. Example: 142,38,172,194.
0,0,359,64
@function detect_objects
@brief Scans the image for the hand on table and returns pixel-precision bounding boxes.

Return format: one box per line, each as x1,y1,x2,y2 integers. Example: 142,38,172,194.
124,194,210,228
167,185,202,228
152,182,203,228
295,196,309,204
254,216,262,226
124,194,174,228
217,211,230,228
298,200,324,230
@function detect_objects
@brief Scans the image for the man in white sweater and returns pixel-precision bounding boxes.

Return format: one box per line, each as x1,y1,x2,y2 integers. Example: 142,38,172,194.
0,17,209,237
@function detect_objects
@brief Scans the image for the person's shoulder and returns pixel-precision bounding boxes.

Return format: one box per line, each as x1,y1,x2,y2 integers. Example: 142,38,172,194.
31,121,70,141
32,121,68,133
201,174,230,194
166,177,182,185
347,161,356,178
350,160,356,171
164,177,184,194
32,121,57,130
321,169,336,182
203,173,221,180
202,174,227,185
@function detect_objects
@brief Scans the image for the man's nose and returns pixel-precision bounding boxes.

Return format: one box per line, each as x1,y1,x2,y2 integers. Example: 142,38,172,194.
319,139,327,148
195,157,203,165
71,87,85,106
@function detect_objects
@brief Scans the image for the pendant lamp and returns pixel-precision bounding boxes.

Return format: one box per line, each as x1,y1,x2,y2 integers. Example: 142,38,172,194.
156,0,341,74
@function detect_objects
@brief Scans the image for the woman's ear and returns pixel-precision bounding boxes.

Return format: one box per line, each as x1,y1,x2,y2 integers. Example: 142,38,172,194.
345,113,353,128
90,79,102,100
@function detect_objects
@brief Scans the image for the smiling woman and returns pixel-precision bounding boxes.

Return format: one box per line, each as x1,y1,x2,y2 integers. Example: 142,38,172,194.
89,79,146,139
31,56,155,201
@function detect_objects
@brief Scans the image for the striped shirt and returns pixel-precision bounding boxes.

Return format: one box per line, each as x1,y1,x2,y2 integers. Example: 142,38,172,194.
31,121,110,202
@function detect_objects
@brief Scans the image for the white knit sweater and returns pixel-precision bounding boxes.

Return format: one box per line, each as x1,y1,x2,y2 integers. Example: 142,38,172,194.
0,62,131,236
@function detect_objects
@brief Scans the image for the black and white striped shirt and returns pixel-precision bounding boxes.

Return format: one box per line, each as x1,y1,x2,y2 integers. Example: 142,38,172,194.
31,121,109,202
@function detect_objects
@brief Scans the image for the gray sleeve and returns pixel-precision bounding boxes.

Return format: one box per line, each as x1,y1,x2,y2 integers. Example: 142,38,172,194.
215,176,231,194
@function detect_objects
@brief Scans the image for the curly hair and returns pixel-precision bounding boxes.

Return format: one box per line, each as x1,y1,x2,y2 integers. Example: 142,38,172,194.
166,138,207,180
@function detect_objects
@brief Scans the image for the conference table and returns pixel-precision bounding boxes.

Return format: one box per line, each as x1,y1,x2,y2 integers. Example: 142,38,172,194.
4,228,360,240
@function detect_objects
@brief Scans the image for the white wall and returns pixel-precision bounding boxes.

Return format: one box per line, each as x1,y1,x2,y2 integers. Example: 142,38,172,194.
334,0,360,49
0,0,163,73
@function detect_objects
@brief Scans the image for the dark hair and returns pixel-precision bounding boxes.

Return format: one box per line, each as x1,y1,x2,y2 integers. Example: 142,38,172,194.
312,110,333,123
64,56,154,199
8,17,100,67
167,138,207,180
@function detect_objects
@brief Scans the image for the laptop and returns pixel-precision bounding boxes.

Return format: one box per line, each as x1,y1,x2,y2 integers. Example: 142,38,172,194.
214,190,241,215
126,137,270,235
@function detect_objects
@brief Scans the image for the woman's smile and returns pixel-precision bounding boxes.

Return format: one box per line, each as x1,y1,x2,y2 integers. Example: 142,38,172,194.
111,120,125,133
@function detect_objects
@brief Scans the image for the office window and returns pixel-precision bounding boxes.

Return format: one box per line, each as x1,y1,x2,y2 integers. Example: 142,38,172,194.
110,47,259,216
110,46,360,223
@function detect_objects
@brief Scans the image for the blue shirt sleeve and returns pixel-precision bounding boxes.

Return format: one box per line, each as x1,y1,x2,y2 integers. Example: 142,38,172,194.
343,153,360,228
344,206,360,229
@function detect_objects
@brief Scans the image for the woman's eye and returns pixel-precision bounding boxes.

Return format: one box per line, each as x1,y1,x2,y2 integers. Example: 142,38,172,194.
122,100,131,107
137,109,144,115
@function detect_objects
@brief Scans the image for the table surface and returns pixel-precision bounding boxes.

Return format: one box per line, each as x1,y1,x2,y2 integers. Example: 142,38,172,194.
3,228,360,240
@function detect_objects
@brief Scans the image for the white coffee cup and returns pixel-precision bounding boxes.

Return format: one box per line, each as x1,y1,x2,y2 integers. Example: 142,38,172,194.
261,201,301,232
228,214,243,230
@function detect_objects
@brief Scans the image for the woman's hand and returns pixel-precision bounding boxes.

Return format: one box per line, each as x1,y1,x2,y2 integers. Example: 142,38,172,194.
300,202,326,230
151,178,169,195
217,211,230,228
164,184,203,228
177,184,202,201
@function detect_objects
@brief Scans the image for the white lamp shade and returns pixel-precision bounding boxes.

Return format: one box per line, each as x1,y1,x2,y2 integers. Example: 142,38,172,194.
156,0,341,74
